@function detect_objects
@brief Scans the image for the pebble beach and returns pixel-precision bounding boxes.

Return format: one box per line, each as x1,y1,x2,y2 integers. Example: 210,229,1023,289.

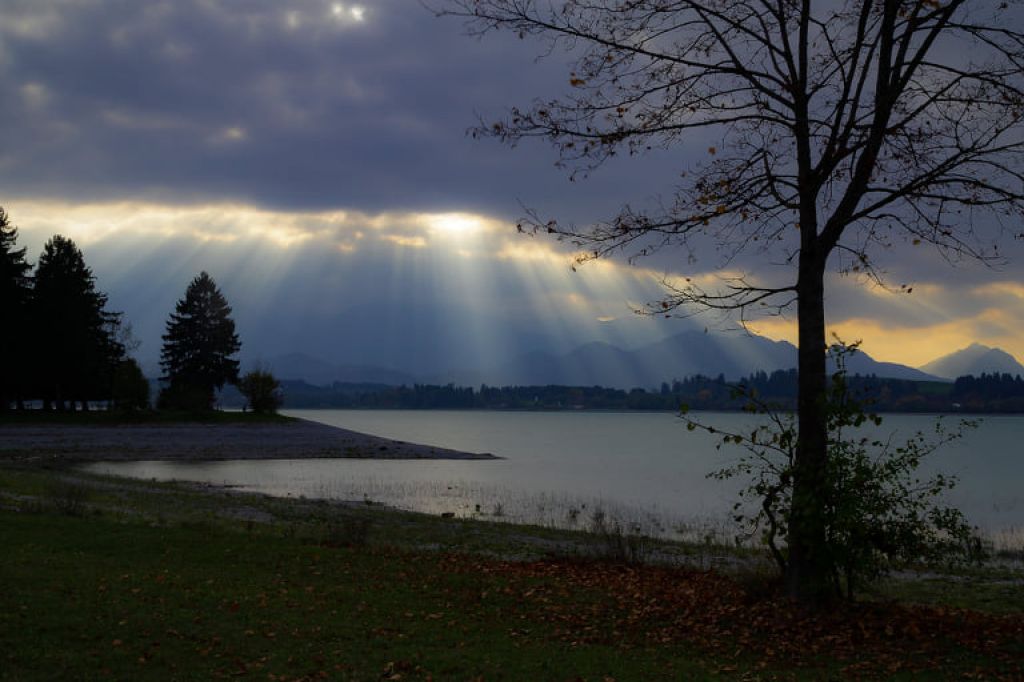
0,418,498,462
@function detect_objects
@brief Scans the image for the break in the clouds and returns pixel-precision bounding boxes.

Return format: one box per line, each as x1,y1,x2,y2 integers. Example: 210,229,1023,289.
7,199,681,375
1,0,1023,370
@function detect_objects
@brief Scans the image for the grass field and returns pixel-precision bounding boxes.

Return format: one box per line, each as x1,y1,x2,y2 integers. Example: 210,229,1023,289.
1,463,1022,681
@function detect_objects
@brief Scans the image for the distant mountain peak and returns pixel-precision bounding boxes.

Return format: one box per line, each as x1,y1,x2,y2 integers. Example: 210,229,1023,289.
920,344,1024,380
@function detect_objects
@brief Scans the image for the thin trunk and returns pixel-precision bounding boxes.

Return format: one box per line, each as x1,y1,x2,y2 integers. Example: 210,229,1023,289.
785,255,832,604
784,0,833,603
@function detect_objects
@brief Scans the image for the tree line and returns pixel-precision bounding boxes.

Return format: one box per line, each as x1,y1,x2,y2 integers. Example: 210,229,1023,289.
0,208,280,414
0,209,131,411
267,370,1024,413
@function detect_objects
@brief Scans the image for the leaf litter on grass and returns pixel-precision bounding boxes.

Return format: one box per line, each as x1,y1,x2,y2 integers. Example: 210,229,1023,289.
431,554,1024,680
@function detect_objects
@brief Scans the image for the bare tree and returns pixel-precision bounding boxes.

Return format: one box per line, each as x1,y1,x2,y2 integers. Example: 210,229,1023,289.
437,0,1024,602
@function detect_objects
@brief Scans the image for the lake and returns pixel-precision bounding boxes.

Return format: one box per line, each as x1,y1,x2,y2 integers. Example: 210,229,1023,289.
84,409,1024,547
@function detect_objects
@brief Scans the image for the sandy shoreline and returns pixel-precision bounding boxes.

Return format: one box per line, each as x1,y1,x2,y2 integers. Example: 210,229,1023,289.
0,417,498,461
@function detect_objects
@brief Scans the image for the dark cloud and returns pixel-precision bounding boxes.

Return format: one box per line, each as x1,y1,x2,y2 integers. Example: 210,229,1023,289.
2,0,1022,368
0,0,680,221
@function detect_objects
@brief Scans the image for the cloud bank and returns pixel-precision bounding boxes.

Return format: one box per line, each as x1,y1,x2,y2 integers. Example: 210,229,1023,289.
1,0,1022,371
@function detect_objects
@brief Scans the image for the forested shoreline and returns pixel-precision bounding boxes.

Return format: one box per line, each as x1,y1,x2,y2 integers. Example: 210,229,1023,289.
232,371,1024,414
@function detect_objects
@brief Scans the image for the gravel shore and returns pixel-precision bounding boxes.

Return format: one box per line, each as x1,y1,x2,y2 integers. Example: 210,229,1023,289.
0,418,498,461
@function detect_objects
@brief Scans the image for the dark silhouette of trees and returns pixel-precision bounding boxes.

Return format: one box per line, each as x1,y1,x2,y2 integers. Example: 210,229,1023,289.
0,208,32,409
259,373,1024,411
159,272,241,411
439,0,1024,603
952,372,1024,410
32,235,125,410
111,358,151,412
238,367,283,414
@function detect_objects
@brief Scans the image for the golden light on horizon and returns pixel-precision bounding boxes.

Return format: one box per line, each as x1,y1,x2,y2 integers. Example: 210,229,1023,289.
6,198,1023,367
750,315,1024,370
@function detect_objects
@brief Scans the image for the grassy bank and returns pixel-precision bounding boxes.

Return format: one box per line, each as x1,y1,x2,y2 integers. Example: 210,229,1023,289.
1,463,1022,680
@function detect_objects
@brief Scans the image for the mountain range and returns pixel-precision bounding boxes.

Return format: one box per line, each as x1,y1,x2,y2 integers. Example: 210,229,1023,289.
430,331,939,388
250,330,1024,390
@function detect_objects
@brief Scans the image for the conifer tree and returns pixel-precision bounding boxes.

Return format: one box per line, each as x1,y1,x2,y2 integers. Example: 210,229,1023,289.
159,272,241,411
0,208,32,409
32,235,125,410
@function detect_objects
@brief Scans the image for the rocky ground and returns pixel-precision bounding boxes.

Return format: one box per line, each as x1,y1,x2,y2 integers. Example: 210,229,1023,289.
0,418,498,462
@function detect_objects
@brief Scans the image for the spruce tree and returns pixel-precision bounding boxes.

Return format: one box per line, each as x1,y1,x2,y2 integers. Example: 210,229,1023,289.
0,208,32,409
32,235,125,410
159,272,241,411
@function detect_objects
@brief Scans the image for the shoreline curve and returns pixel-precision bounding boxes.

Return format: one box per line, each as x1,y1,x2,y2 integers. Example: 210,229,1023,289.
0,417,500,462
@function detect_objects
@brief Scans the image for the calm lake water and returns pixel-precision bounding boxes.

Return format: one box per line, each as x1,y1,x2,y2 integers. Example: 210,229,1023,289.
85,409,1024,546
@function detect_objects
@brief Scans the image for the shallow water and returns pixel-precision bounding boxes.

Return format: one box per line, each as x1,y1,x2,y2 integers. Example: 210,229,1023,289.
84,409,1024,545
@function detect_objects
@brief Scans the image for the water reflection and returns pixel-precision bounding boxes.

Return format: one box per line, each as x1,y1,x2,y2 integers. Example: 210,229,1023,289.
83,410,1024,548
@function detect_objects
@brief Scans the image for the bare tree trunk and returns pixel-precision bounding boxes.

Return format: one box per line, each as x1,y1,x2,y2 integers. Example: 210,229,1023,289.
786,257,831,604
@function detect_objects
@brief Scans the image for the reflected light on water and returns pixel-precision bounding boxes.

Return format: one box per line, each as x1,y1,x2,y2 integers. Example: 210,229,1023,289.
82,411,1024,554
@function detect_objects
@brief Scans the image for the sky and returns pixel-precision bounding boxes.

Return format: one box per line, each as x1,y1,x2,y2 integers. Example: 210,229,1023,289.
2,0,1023,375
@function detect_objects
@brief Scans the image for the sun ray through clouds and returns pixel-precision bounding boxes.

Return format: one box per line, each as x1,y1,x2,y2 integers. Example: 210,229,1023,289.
7,198,1022,372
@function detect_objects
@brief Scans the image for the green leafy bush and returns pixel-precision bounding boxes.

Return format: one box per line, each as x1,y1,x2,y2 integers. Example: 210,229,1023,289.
238,368,283,414
697,342,983,599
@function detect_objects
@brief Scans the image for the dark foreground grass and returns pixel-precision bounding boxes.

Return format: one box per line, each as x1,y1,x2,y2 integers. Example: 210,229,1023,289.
0,510,721,681
1,464,1023,681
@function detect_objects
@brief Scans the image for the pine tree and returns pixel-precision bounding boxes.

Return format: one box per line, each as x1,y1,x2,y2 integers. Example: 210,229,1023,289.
0,208,32,409
159,272,241,411
32,235,125,410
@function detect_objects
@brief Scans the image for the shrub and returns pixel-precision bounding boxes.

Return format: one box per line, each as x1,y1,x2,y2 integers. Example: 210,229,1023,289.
157,382,212,413
111,358,150,412
699,342,983,600
238,368,283,414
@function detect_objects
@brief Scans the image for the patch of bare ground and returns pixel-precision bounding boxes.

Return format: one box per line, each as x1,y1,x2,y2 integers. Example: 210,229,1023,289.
0,417,497,462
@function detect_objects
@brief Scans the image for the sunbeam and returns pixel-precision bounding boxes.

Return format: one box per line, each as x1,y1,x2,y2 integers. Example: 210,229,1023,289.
8,198,1024,373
